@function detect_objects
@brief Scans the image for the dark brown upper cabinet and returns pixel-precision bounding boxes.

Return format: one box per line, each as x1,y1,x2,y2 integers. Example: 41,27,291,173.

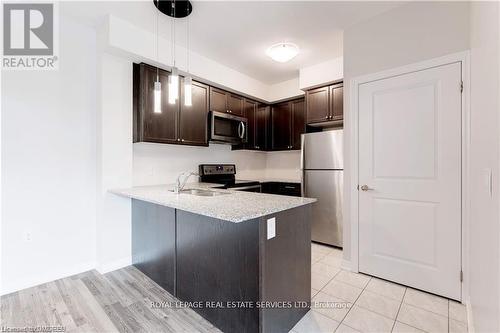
134,63,209,146
209,87,245,117
244,99,258,149
232,99,269,151
271,98,305,151
255,105,270,150
228,94,245,117
305,82,343,125
271,101,292,151
291,99,305,150
209,87,227,113
330,84,343,120
179,79,210,146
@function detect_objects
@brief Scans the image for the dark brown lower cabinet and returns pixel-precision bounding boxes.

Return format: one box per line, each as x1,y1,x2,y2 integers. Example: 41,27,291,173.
261,182,301,197
134,63,209,146
132,200,312,333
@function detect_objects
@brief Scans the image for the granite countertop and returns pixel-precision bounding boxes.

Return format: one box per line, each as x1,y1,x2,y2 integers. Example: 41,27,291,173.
110,183,316,223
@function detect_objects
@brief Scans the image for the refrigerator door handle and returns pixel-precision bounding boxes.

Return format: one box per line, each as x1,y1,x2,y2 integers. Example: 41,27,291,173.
300,134,305,197
301,170,305,197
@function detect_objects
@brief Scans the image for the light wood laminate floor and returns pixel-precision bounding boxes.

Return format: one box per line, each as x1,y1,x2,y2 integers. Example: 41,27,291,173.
1,266,220,333
1,245,469,333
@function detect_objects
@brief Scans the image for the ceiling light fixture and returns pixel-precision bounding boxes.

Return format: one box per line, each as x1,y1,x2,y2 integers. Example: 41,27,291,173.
266,42,299,63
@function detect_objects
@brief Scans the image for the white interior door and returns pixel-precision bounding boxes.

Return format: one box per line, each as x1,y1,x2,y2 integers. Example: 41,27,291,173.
358,62,462,300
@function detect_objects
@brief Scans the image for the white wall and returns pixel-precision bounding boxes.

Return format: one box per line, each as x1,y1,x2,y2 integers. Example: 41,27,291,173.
343,1,470,262
268,78,304,103
1,16,98,294
133,143,267,186
95,52,134,274
299,57,343,90
468,2,500,331
264,151,301,182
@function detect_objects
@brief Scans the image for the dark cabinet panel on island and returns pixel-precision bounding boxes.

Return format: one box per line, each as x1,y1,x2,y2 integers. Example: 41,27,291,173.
131,199,176,295
131,200,312,333
176,211,260,333
133,63,209,146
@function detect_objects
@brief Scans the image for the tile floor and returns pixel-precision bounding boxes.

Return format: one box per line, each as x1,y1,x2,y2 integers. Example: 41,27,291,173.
291,243,468,333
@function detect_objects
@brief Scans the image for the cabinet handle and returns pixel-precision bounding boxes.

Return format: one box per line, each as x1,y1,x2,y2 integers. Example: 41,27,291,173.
177,138,181,142
325,115,329,119
181,139,185,142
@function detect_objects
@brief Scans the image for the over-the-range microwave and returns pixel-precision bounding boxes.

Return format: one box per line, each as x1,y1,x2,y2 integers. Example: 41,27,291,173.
209,111,248,144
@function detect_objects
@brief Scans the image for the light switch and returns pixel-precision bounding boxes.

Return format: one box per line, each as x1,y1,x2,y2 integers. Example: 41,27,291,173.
484,168,493,197
267,217,276,240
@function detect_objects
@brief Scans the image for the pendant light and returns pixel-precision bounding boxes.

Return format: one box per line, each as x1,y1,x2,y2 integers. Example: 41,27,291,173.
184,4,192,107
168,0,179,104
153,9,162,113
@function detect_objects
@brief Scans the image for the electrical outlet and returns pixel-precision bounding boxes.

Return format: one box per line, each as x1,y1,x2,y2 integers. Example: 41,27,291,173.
25,232,32,242
267,217,276,240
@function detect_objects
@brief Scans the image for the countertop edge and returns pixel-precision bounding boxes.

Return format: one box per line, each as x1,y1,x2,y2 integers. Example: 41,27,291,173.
109,187,316,223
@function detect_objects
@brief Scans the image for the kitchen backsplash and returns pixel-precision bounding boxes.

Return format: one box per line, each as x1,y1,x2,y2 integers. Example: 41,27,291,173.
133,143,302,186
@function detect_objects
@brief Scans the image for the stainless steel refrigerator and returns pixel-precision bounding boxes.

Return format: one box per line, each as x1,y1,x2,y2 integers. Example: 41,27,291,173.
301,130,343,247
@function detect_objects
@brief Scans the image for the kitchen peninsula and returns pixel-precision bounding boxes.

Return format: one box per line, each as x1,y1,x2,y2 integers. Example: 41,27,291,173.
111,184,316,333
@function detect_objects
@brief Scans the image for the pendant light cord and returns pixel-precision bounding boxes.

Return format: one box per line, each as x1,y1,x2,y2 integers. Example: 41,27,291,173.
186,4,190,74
156,8,159,81
171,0,176,67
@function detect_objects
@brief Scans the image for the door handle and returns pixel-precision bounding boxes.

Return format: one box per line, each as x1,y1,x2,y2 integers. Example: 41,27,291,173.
238,122,245,139
359,185,374,191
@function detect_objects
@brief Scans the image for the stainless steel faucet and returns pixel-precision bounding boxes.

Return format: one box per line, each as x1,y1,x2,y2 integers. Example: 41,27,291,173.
173,171,198,194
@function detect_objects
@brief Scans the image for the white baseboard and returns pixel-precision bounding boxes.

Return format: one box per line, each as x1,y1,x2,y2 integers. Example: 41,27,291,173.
1,260,96,296
466,298,475,333
96,256,131,274
341,259,352,271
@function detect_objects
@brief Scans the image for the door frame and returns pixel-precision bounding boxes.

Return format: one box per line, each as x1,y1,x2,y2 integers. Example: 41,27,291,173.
348,51,470,302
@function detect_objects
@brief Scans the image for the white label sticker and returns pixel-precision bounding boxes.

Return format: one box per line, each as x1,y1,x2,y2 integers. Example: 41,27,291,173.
267,217,276,240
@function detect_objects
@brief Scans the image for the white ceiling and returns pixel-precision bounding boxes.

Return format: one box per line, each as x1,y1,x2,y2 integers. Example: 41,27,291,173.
63,1,404,84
